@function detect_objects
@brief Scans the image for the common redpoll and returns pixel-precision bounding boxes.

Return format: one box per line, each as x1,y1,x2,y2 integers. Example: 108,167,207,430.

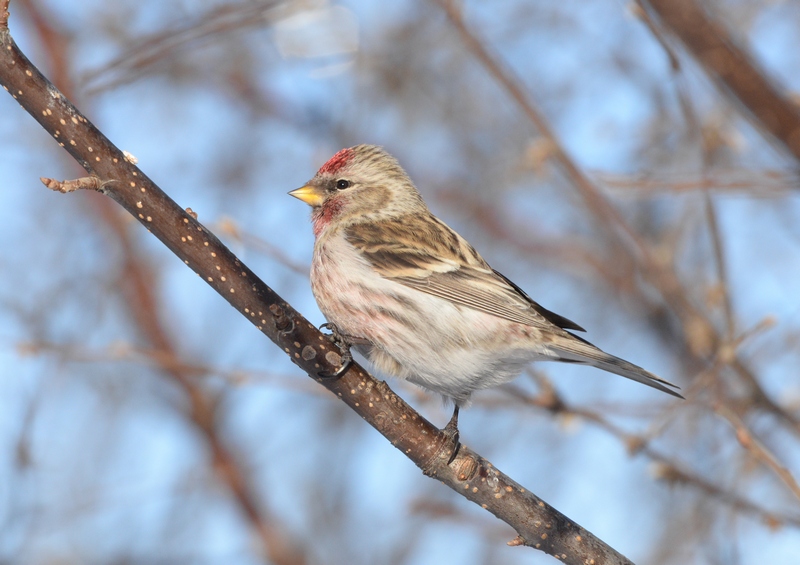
290,145,681,432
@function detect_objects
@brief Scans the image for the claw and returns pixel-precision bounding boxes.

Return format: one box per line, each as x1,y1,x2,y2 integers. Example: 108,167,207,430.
278,318,295,335
317,322,353,379
318,354,352,380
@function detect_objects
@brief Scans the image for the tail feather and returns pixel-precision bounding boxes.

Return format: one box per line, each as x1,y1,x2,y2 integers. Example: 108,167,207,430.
547,333,684,399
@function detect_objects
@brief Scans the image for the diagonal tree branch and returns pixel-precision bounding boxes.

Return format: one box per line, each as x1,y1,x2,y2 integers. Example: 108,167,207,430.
0,6,637,565
641,0,800,164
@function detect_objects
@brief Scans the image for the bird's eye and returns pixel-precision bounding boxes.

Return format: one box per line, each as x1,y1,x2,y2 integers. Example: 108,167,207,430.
336,179,351,190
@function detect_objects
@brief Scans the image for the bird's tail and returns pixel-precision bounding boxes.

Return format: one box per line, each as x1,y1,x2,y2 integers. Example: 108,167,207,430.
547,333,684,399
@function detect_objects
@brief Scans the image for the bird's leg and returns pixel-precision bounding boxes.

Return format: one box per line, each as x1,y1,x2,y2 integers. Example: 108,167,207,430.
442,405,461,464
421,405,462,476
318,322,353,379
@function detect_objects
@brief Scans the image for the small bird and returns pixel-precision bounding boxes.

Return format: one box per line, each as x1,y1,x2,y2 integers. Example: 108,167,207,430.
290,145,681,437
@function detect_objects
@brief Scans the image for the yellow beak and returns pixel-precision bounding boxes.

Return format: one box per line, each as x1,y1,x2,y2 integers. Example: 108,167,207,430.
288,185,325,207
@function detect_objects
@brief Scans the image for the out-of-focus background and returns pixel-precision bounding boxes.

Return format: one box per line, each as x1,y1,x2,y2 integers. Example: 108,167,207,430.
1,0,800,563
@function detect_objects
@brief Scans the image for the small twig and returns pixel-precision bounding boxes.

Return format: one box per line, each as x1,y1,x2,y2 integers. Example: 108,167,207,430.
629,1,681,72
16,338,325,394
215,216,310,276
40,175,109,193
702,191,735,340
0,0,9,29
593,169,795,197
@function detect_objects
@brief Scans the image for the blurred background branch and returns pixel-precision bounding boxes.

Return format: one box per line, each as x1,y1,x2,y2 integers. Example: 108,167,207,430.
642,0,800,162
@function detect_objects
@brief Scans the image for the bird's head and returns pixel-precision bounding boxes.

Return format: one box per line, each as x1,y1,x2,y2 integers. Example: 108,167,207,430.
290,144,426,237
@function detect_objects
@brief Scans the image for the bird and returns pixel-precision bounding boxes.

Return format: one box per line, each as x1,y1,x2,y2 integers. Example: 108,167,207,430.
289,144,682,442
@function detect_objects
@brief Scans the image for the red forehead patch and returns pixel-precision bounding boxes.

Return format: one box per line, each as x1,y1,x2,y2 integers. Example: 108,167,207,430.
318,147,355,175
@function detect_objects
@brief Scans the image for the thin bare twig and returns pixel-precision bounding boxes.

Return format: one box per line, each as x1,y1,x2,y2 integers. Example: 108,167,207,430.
500,383,800,529
18,338,324,394
215,216,310,276
715,403,800,503
702,190,735,340
81,0,286,95
0,0,9,28
593,169,795,197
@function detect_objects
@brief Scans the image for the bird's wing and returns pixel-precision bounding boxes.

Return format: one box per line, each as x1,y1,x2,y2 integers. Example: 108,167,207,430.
345,218,585,332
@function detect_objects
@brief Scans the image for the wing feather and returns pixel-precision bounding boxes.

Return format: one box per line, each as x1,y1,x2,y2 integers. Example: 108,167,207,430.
345,218,584,331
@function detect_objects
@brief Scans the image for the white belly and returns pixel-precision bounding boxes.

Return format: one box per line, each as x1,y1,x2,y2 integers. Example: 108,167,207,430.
310,233,545,404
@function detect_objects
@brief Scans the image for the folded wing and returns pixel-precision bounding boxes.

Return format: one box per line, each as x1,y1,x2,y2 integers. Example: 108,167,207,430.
345,218,584,332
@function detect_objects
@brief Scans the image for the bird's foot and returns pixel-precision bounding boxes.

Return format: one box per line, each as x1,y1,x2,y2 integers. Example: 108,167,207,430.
442,405,461,465
318,322,353,379
422,405,462,476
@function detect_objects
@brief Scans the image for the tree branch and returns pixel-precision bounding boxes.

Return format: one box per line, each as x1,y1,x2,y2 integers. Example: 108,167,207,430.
0,10,636,565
